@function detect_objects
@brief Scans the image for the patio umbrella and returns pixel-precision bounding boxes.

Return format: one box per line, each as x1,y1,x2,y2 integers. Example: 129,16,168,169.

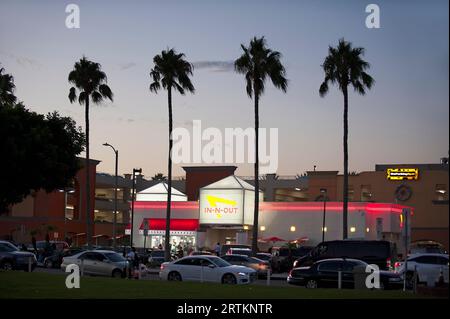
290,237,309,244
261,236,287,243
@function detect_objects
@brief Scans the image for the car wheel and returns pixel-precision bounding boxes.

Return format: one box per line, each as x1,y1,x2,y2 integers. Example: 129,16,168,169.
168,271,182,281
45,260,53,268
1,261,13,271
306,279,318,289
112,269,122,278
222,274,237,285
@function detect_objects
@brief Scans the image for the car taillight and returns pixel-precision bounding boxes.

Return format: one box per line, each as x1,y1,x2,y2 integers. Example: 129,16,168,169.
160,264,165,270
288,269,293,276
386,258,392,270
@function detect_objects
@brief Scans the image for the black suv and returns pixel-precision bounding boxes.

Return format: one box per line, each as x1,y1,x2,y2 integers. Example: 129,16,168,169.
294,240,397,270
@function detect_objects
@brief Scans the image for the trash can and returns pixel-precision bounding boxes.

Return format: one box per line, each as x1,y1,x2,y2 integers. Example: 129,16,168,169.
353,265,368,290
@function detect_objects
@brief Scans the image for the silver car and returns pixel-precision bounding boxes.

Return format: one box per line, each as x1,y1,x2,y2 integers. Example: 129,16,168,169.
61,250,128,278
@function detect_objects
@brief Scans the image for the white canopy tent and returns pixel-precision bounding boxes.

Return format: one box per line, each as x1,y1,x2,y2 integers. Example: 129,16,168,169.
136,182,187,201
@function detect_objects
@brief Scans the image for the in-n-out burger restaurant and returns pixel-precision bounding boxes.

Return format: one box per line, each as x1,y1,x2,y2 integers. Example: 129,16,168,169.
128,170,413,253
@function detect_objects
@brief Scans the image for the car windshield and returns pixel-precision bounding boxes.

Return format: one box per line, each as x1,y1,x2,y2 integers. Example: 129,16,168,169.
249,257,263,263
257,254,271,261
0,242,18,252
209,257,232,267
104,252,126,262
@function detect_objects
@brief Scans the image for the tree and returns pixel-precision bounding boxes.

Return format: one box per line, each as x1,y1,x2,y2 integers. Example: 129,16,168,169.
0,67,17,105
0,103,85,212
149,49,194,261
152,173,167,181
68,57,113,248
319,38,374,239
235,37,288,255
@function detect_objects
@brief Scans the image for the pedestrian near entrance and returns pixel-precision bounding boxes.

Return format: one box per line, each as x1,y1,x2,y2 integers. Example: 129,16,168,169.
214,242,221,256
126,247,138,279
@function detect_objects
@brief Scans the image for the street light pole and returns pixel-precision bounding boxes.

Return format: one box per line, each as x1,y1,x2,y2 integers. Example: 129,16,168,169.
321,188,327,242
103,143,119,249
131,168,142,248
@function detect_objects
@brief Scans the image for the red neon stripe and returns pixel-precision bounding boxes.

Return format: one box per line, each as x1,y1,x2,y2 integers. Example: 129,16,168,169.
133,201,412,215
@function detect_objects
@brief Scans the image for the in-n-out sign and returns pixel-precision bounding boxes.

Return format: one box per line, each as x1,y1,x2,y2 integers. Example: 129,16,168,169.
199,191,245,224
386,168,419,181
198,175,262,225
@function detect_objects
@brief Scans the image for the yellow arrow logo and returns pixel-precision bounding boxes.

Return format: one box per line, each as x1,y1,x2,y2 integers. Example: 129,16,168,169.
206,195,237,219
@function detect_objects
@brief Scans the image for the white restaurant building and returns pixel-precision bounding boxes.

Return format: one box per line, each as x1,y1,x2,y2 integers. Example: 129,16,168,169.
128,175,412,252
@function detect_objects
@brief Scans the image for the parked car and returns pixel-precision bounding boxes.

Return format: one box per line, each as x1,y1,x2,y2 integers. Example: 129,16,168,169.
160,255,257,284
61,250,128,278
287,258,403,289
271,246,313,273
397,253,449,287
294,241,397,270
147,250,170,267
0,240,37,271
225,247,253,257
256,253,272,262
43,248,85,268
220,244,251,256
221,254,272,277
409,241,448,255
190,250,213,256
29,240,69,252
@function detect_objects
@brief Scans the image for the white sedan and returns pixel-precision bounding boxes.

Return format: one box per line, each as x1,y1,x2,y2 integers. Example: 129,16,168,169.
159,255,257,284
397,253,449,285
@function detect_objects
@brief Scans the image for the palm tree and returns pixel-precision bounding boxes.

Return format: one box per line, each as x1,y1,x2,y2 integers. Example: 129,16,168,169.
149,49,194,261
68,57,113,248
319,38,374,239
152,173,167,181
235,37,287,255
0,67,17,105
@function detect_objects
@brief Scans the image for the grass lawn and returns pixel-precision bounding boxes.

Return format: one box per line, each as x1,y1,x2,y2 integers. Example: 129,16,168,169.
0,270,425,299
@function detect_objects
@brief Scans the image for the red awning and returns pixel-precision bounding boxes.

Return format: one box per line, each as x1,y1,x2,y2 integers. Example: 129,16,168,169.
131,218,199,231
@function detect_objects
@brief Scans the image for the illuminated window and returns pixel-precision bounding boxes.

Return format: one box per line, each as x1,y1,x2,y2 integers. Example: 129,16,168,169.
322,227,328,232
366,227,370,233
350,227,356,233
243,225,249,230
361,185,372,202
260,226,266,231
435,184,448,201
290,226,296,232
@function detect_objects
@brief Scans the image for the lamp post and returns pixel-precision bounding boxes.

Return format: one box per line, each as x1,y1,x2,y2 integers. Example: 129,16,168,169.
103,142,119,249
320,188,327,242
130,168,142,248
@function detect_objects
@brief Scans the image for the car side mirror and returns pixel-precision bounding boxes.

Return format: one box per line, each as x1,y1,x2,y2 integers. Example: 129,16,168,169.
208,264,216,268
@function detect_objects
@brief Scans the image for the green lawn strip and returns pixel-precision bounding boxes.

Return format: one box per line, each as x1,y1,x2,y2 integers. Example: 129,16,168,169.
0,271,422,299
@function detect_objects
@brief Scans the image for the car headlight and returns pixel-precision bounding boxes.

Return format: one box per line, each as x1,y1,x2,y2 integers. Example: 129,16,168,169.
237,272,249,276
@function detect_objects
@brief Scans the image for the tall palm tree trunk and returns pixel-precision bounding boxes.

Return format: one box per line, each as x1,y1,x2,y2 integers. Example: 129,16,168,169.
85,97,92,248
165,86,173,261
342,86,349,240
252,93,260,256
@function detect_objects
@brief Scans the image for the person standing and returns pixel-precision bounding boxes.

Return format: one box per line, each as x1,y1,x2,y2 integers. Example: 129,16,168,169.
214,242,221,256
126,247,137,279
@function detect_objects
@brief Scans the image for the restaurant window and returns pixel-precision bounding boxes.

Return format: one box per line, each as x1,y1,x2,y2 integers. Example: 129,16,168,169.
94,210,124,223
361,185,372,202
435,184,448,202
348,186,354,201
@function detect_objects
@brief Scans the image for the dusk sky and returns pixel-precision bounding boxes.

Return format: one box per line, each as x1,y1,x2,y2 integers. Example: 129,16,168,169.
1,0,448,178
